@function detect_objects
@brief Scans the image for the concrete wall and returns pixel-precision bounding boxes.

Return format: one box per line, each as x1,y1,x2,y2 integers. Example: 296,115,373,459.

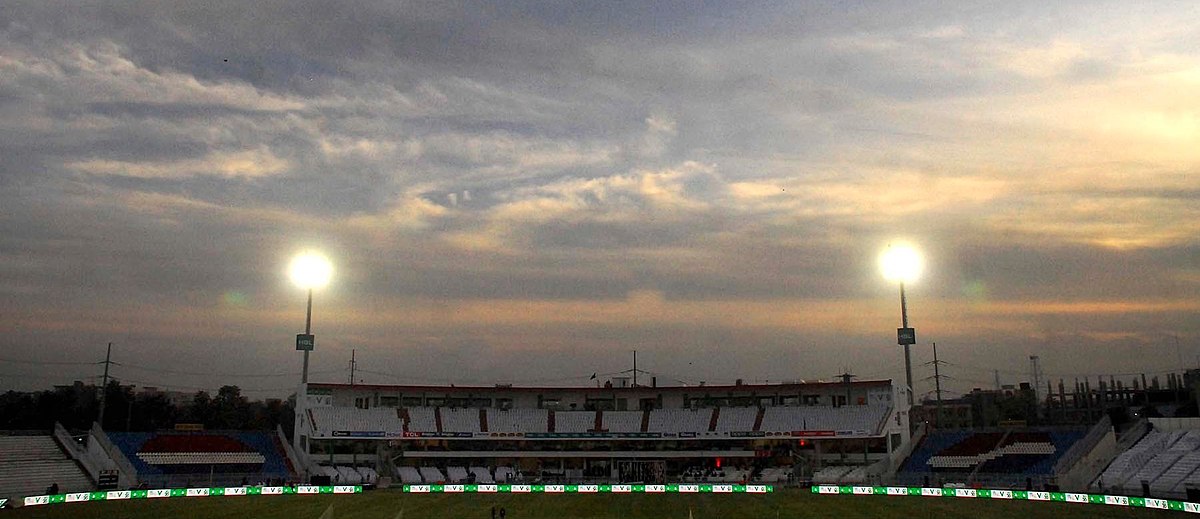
1059,428,1118,492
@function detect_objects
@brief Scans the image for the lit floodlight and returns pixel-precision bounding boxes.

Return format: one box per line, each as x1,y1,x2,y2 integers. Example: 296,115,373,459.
289,251,333,289
879,243,922,284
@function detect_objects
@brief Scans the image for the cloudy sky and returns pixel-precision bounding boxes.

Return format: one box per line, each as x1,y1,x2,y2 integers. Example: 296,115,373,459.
1,1,1198,399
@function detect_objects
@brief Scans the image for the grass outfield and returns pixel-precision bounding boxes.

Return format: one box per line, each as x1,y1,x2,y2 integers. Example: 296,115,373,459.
3,488,1179,519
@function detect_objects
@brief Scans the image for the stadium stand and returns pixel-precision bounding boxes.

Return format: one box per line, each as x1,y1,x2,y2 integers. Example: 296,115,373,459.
293,380,908,485
469,466,495,483
308,407,403,436
812,465,854,484
440,408,482,433
355,466,379,484
446,466,469,483
646,409,713,433
896,426,1089,489
756,467,791,483
406,408,437,432
395,466,422,484
418,466,445,483
759,405,889,434
486,409,547,433
494,466,516,483
601,411,644,432
553,411,597,433
0,434,93,499
1095,422,1200,498
714,407,758,432
1097,430,1171,492
334,466,361,484
106,431,292,487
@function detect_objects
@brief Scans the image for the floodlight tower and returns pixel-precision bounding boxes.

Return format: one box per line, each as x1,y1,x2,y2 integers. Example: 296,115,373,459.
289,251,333,385
880,243,923,405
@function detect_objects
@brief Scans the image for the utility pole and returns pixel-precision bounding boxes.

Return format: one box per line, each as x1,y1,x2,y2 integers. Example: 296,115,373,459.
1030,355,1042,420
632,350,637,387
349,349,357,385
98,342,113,427
994,370,1001,391
923,342,947,427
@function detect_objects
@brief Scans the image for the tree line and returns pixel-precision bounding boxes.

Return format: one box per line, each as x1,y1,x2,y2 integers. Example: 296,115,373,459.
0,381,294,435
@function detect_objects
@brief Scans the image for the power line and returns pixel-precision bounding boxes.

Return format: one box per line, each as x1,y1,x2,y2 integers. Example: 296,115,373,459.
112,361,338,378
0,357,100,366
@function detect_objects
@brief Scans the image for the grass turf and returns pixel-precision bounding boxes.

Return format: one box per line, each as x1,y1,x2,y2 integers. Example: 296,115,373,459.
3,488,1179,519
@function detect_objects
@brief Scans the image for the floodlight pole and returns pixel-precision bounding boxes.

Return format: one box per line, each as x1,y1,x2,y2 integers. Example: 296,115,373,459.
900,282,913,406
303,288,312,384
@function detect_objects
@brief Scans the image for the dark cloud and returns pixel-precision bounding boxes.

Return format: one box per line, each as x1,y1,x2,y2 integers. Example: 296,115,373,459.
1,1,1198,398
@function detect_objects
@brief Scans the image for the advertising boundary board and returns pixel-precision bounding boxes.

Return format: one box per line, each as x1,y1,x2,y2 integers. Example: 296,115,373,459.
811,485,1200,513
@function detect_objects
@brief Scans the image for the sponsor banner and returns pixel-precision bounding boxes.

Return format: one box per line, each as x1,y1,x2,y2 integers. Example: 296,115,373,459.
678,484,699,493
852,486,873,495
576,485,599,493
610,485,632,493
296,486,320,494
520,432,665,439
476,485,498,493
443,485,465,493
1145,498,1168,509
405,431,474,438
146,489,170,498
543,485,565,493
746,485,768,494
107,490,132,500
1065,493,1089,503
185,488,209,497
1028,491,1051,501
65,493,91,502
510,485,532,493
24,496,51,506
712,485,733,493
408,485,431,493
954,489,976,498
920,488,942,497
1184,502,1200,513
261,487,284,495
991,489,1013,499
791,430,836,437
331,431,387,438
224,487,247,496
1104,495,1129,506
729,431,766,438
886,487,908,496
816,485,840,495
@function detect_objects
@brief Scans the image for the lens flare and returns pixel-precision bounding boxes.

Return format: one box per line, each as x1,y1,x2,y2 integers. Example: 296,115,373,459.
879,243,922,284
289,251,333,289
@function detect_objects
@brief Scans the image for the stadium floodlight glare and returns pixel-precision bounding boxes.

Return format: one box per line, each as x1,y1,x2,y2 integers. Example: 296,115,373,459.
880,242,921,406
289,251,332,385
289,252,333,290
879,244,922,284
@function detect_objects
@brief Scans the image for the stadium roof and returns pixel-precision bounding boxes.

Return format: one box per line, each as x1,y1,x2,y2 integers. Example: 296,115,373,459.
307,379,894,393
